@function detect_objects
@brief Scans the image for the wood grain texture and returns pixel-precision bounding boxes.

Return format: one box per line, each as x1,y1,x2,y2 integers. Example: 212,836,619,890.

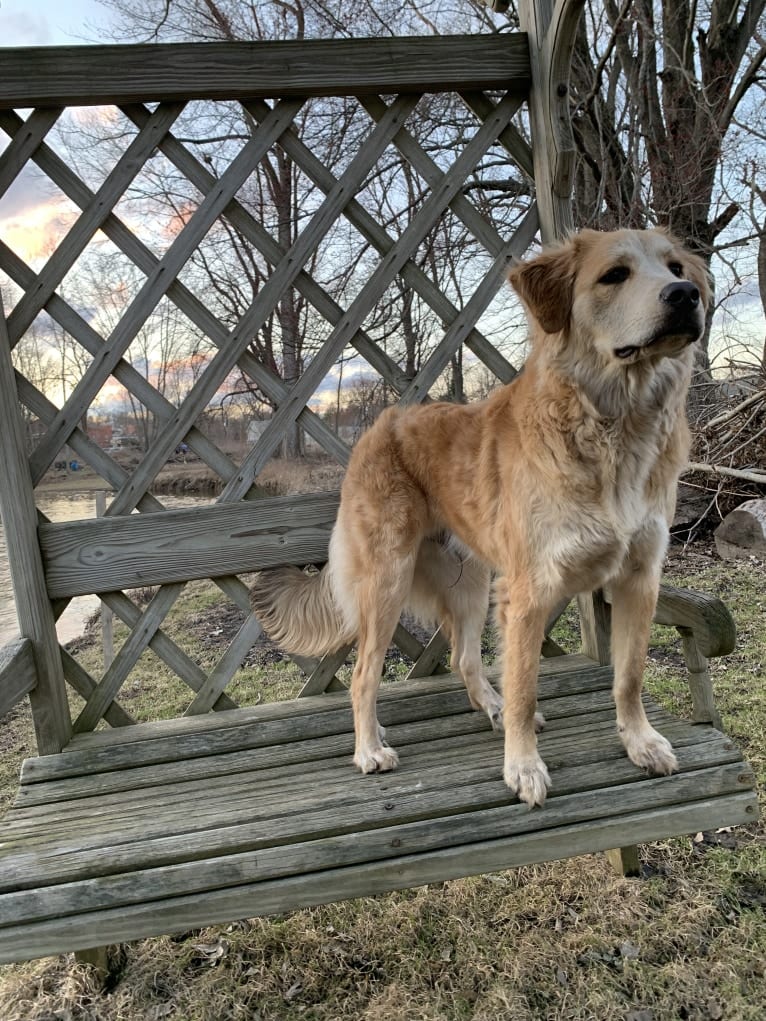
0,639,37,718
0,36,530,109
0,791,756,961
0,300,71,753
653,584,736,658
517,0,585,242
40,492,340,597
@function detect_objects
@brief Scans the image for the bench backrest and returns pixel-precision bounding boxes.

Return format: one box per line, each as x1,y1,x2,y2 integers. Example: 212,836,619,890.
0,2,586,752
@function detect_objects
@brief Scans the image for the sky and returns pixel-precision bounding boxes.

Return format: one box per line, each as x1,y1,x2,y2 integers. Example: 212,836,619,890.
0,2,119,262
1,0,111,47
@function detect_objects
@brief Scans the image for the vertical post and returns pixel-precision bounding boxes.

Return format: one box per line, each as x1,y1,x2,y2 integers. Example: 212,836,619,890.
96,491,115,670
678,626,723,730
517,0,585,241
578,589,612,665
0,298,72,753
605,845,642,878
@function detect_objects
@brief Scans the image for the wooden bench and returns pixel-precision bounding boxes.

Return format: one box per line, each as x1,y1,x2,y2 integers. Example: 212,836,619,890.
0,504,758,963
0,0,758,967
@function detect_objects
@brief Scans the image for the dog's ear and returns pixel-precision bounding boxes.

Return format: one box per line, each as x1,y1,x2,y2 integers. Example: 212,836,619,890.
508,242,577,334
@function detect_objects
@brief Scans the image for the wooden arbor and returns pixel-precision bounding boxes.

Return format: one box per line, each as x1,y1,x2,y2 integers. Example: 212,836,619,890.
0,0,757,964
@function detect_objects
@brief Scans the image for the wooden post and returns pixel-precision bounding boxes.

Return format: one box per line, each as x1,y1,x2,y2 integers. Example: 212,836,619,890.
74,945,110,980
678,626,723,730
605,845,642,878
577,589,612,665
517,0,585,242
96,491,115,670
0,297,72,753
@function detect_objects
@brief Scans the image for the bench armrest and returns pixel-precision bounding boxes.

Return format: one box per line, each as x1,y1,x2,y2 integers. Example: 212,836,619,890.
654,585,736,658
0,638,37,718
652,585,735,731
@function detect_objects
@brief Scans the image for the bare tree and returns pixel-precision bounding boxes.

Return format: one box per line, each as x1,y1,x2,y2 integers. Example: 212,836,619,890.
565,0,766,368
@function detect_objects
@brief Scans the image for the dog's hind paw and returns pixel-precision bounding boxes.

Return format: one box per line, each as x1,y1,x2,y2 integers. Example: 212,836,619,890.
503,754,551,808
621,725,678,776
467,683,504,731
354,744,400,774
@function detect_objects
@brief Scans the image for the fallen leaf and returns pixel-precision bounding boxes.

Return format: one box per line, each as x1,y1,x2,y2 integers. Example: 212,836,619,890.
619,940,640,960
284,982,303,1002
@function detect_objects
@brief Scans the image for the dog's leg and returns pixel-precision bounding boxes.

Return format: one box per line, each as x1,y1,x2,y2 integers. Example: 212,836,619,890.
444,560,504,730
351,566,415,774
610,545,678,776
495,577,551,808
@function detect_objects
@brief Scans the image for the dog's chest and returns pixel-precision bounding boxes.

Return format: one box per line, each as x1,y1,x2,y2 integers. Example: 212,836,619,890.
539,428,667,591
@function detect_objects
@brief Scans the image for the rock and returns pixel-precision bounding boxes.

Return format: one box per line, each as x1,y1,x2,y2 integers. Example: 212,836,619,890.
714,498,766,560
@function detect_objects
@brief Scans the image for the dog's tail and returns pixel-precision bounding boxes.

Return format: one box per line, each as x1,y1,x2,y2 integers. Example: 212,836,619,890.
250,560,356,658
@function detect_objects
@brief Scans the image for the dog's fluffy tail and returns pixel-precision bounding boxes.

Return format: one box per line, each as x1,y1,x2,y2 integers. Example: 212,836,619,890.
250,563,355,658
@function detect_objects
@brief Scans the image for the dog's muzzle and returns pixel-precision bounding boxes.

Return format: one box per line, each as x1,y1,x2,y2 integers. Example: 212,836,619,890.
614,280,702,360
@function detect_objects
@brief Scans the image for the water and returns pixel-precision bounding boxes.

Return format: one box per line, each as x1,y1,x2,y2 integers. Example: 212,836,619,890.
0,491,211,647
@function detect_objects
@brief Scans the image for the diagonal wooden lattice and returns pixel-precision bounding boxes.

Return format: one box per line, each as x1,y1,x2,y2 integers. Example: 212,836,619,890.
0,38,542,730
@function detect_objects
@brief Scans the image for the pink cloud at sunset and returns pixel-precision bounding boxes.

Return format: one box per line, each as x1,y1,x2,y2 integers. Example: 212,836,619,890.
0,192,78,265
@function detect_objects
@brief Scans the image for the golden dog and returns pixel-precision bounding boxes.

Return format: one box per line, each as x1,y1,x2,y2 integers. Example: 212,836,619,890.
251,228,710,808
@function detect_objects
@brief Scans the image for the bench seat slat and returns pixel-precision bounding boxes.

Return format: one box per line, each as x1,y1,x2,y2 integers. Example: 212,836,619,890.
0,743,751,896
0,729,749,887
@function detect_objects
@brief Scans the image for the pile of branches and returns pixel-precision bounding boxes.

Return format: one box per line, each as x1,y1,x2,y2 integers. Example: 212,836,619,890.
684,375,766,519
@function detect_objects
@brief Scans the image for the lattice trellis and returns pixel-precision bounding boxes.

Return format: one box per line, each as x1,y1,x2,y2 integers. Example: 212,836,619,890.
0,35,549,737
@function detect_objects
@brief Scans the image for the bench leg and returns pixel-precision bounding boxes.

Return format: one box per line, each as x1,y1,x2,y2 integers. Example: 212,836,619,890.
75,946,110,978
605,845,641,877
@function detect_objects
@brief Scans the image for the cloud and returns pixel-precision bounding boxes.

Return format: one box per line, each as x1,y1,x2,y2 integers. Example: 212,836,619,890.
2,1,106,48
2,11,56,46
0,195,76,264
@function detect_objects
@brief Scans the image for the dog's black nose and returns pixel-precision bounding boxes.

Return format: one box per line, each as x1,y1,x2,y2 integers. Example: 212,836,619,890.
660,280,700,310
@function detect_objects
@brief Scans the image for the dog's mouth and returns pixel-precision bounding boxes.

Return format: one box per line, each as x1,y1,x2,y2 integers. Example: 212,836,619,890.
614,323,700,361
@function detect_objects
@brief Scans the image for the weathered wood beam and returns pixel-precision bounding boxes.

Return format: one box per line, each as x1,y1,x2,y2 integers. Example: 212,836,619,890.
39,493,341,598
0,639,37,718
0,298,72,754
517,0,585,241
0,36,530,109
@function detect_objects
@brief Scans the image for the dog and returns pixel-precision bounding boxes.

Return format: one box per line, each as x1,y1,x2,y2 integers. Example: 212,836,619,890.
250,228,710,808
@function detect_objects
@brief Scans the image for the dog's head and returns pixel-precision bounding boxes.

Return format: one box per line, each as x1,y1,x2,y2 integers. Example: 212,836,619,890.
508,229,711,365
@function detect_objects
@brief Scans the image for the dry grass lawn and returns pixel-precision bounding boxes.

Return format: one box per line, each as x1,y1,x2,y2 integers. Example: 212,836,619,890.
0,547,763,1021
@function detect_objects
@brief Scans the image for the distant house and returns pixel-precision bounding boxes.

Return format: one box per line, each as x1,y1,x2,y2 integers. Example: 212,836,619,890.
88,423,113,449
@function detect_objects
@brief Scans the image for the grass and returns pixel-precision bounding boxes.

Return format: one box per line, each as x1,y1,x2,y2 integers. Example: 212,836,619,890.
0,547,764,1020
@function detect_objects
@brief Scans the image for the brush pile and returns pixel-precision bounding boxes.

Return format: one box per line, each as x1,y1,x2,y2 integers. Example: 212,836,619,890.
678,375,766,534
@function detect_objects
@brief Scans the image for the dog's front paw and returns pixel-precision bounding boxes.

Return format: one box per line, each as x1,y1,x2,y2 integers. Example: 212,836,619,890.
354,743,400,774
621,725,678,776
504,754,551,808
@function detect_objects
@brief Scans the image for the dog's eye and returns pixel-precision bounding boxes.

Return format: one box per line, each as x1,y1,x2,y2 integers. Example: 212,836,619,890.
668,261,684,278
598,266,630,285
